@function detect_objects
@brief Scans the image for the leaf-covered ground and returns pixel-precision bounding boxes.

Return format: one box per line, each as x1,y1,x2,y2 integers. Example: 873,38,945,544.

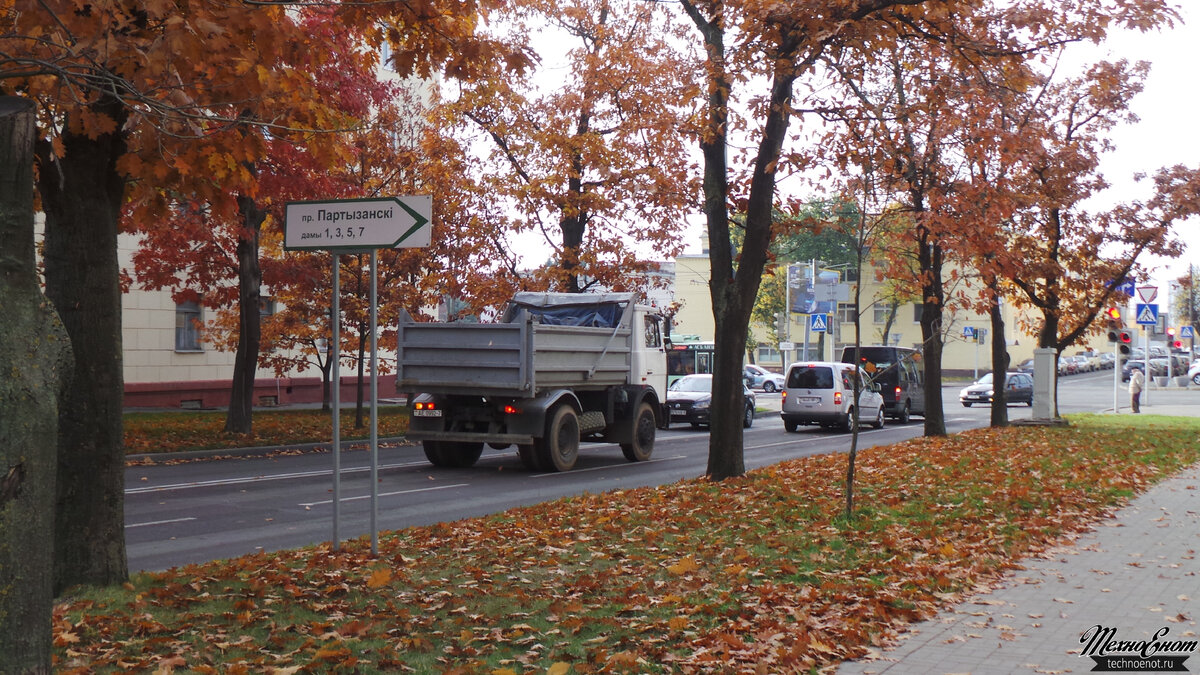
123,407,409,455
58,414,1199,673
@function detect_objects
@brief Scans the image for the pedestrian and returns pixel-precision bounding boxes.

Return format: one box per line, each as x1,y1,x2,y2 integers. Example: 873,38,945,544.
1129,367,1145,413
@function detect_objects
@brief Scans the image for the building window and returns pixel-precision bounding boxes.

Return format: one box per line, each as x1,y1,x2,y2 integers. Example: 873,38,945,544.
913,303,924,324
175,301,202,352
837,303,857,325
757,346,780,363
260,297,276,319
873,305,890,324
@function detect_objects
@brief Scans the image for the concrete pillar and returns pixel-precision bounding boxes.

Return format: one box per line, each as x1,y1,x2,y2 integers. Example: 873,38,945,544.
1033,347,1058,419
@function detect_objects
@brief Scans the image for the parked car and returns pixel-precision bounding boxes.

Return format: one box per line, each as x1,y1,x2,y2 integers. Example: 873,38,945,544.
666,374,756,430
959,371,1034,407
1068,355,1092,373
743,364,785,393
1073,352,1100,372
780,361,885,432
1189,360,1200,386
1057,357,1076,376
1014,358,1036,374
1098,352,1116,369
1122,359,1167,382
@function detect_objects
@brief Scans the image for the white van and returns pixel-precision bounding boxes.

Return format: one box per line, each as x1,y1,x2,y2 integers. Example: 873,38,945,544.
781,361,885,432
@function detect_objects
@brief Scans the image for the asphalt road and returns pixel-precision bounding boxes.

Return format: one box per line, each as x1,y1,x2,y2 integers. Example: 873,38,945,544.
123,370,1179,573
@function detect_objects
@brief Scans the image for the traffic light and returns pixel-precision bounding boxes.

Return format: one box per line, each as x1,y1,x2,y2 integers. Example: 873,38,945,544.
1118,329,1133,356
775,311,787,337
1105,307,1123,343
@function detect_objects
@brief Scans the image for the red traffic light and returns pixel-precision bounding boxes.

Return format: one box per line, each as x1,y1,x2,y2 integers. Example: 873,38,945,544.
1105,307,1121,322
1174,340,1184,349
1119,329,1132,344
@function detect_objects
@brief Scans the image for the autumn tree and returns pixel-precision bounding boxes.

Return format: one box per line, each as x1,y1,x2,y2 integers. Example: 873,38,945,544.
443,0,697,294
1001,59,1198,412
4,0,532,595
679,0,997,478
1173,265,1199,332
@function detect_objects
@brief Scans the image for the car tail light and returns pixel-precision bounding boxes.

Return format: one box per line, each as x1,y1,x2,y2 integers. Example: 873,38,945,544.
834,391,843,405
781,391,787,401
895,386,902,399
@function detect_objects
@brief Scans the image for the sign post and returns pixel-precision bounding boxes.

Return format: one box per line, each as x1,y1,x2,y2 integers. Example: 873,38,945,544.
286,196,432,555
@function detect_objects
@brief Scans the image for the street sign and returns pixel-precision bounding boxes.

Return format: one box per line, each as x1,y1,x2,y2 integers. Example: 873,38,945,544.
284,196,432,251
1135,303,1159,326
1182,325,1195,338
962,326,976,339
779,341,795,351
810,314,828,333
1137,285,1158,304
1115,278,1136,297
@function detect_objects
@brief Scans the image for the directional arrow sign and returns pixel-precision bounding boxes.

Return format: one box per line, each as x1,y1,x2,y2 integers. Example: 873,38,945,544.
284,196,432,251
810,314,828,333
1135,303,1159,326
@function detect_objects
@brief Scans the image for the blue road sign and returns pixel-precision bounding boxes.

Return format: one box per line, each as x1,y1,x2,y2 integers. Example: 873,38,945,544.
1135,303,1159,326
962,326,976,339
810,314,828,333
1115,278,1136,297
1182,325,1195,338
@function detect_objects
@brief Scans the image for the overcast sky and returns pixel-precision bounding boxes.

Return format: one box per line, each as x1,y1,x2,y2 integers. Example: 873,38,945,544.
1089,4,1199,303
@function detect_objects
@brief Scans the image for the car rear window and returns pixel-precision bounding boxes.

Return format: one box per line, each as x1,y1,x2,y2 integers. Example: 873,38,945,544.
787,366,834,389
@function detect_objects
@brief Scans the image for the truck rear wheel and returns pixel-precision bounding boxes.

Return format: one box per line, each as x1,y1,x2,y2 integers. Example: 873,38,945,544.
621,402,656,462
537,405,579,472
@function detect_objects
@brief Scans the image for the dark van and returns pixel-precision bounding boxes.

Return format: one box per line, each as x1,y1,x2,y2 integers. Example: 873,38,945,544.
840,345,925,423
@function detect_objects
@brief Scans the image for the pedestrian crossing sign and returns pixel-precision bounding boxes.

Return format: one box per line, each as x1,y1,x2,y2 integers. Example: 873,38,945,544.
1135,303,1158,326
1183,325,1195,338
810,313,828,333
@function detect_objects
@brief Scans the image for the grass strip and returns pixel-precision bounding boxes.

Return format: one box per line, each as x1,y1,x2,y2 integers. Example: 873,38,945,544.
58,414,1200,673
123,407,411,455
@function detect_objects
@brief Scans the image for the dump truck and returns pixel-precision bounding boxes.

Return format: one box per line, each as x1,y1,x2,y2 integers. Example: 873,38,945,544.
398,292,668,471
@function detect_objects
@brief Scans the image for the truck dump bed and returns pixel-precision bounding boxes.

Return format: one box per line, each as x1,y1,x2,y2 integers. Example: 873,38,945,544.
396,293,638,398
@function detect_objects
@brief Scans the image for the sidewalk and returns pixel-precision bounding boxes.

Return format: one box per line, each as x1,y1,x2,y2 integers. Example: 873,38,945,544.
838,461,1200,675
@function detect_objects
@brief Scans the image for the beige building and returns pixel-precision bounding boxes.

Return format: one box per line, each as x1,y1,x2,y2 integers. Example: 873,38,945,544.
668,253,1107,377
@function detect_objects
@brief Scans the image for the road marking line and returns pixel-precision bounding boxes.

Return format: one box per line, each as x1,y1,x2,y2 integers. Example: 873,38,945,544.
126,460,432,495
299,483,469,508
528,454,687,478
127,517,197,529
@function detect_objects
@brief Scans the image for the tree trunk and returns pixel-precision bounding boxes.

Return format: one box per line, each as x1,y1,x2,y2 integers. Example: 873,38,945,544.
916,228,947,436
988,280,1009,427
36,96,130,593
225,195,265,435
0,95,73,675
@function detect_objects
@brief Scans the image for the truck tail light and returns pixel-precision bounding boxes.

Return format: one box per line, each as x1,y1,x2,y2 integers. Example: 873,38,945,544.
895,386,902,399
504,405,521,414
414,401,437,411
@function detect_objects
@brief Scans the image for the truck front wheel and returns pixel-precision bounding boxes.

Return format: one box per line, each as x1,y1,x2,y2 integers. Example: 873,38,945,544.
621,402,656,462
537,405,580,472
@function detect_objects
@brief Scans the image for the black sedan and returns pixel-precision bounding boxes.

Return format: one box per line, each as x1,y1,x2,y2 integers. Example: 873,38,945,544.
959,371,1034,407
666,374,756,429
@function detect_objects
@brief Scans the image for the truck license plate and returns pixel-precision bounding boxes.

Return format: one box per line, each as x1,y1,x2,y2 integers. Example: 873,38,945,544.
413,409,443,417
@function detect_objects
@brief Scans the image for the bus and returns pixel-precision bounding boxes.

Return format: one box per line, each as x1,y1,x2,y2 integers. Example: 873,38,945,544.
667,340,715,383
